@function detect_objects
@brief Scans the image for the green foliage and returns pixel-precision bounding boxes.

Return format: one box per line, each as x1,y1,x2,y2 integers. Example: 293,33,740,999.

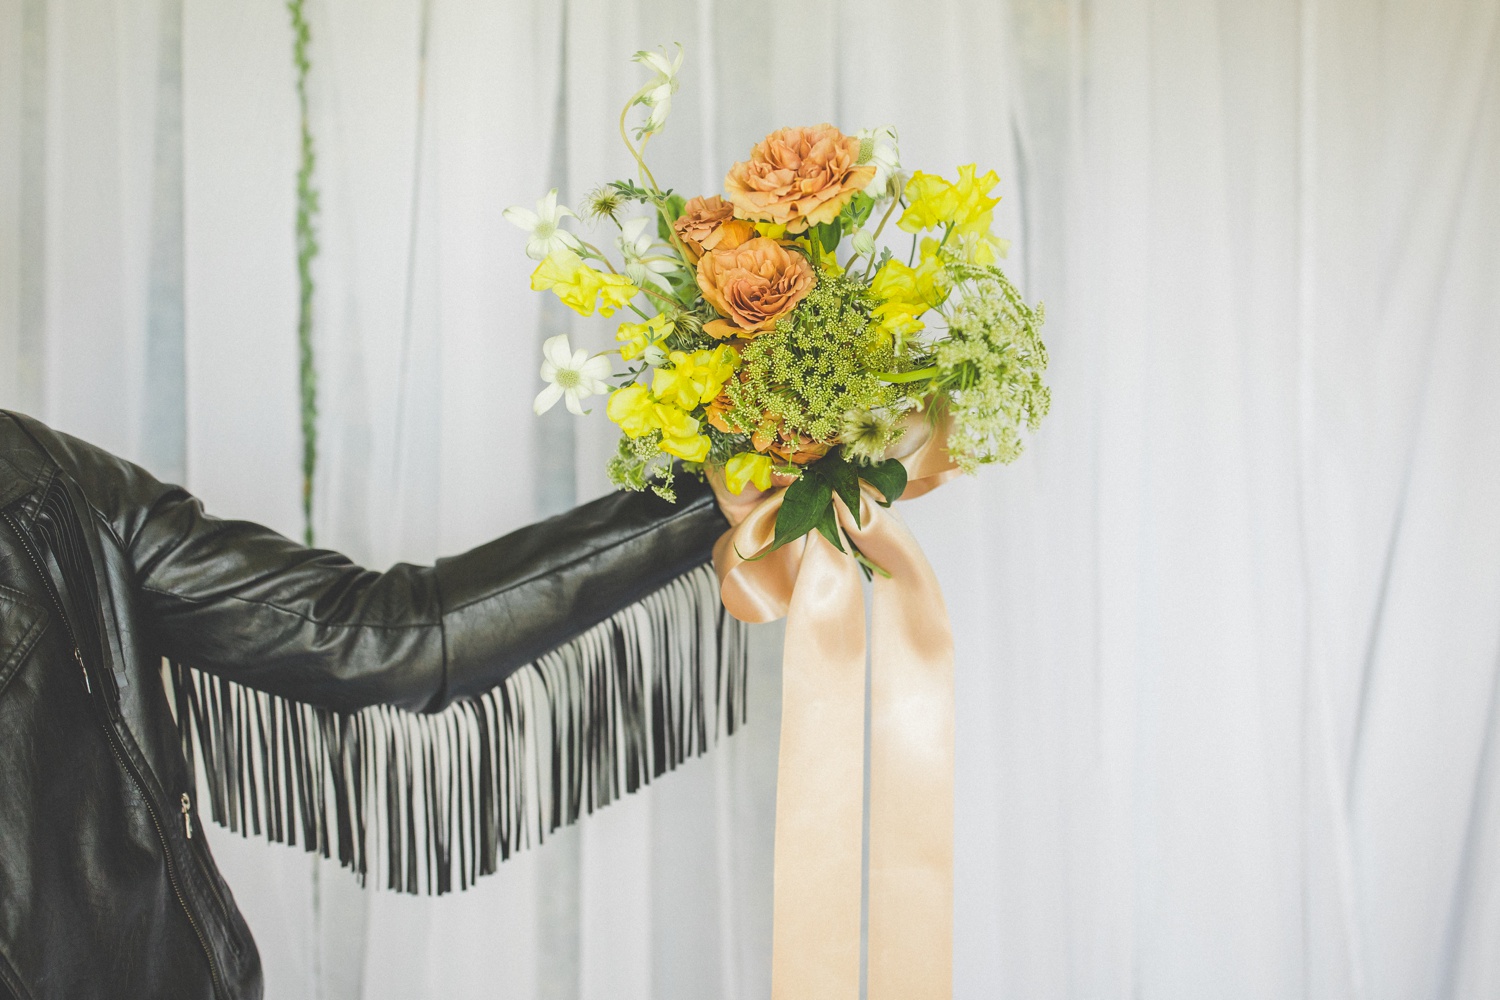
724,269,902,446
763,449,909,557
858,457,907,506
656,192,686,243
933,260,1051,472
288,0,319,546
606,432,677,501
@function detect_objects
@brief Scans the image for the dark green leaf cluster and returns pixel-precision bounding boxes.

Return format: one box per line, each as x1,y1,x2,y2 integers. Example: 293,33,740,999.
724,269,900,446
768,449,908,575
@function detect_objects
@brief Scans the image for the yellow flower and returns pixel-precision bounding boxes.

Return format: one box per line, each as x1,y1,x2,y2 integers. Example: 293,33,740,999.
660,431,711,463
869,241,949,342
647,402,710,462
531,249,638,317
950,164,1001,237
607,384,658,438
897,171,959,232
651,345,739,409
607,377,719,461
754,221,789,241
723,452,773,495
595,272,638,316
954,230,1008,266
651,402,698,439
616,313,672,361
897,165,1002,237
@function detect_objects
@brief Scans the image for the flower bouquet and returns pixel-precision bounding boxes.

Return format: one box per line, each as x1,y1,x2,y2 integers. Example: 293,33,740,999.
506,44,1048,1000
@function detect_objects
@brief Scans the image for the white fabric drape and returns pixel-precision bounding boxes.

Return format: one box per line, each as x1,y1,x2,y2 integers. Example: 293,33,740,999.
3,0,1498,997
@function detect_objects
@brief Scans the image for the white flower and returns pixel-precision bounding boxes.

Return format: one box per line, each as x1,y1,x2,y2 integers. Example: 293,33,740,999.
616,217,678,290
632,45,683,136
503,189,582,261
849,227,876,258
856,126,901,201
534,334,612,416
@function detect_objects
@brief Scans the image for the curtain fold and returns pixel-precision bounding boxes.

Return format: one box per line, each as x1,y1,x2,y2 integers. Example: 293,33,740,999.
2,0,1497,997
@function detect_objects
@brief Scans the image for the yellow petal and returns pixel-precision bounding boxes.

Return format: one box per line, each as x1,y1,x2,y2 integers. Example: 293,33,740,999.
606,385,658,438
724,452,773,495
660,432,710,463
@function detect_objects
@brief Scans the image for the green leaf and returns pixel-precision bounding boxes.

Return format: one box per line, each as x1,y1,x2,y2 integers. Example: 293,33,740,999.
814,502,846,553
822,452,863,530
859,458,908,506
840,192,876,230
657,193,687,243
811,220,842,256
769,472,833,552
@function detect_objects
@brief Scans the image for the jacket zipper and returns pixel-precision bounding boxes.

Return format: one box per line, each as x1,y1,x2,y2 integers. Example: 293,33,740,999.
1,508,228,999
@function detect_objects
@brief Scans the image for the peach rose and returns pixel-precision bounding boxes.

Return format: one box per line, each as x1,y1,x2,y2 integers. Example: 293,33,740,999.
769,433,832,466
724,125,877,234
673,196,757,263
696,236,815,339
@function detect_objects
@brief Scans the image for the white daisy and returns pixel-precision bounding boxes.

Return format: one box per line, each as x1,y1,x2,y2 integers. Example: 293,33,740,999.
503,189,582,261
616,217,678,290
534,334,612,416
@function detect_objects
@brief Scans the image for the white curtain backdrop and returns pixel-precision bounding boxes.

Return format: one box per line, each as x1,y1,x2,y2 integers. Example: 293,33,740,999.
3,0,1498,997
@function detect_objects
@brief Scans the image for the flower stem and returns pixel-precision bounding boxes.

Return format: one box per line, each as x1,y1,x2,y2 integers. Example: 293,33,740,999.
875,365,939,383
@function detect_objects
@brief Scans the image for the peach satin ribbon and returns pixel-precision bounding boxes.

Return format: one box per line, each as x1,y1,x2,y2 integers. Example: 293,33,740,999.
711,425,960,999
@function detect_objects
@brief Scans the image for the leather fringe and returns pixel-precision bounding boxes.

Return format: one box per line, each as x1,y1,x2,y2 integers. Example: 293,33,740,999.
167,564,747,895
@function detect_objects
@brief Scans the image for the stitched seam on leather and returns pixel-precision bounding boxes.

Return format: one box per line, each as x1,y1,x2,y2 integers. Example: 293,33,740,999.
0,612,47,693
138,585,443,630
442,493,717,616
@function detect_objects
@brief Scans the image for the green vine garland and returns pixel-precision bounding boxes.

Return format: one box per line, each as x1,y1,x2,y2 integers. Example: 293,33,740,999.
288,0,320,545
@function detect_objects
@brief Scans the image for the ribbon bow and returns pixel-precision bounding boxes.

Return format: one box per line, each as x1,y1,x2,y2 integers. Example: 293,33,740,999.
711,421,961,999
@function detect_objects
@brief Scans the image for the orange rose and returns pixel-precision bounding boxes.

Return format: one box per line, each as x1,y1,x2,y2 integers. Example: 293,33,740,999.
696,236,815,339
704,387,735,433
724,125,876,234
769,430,832,466
674,195,757,263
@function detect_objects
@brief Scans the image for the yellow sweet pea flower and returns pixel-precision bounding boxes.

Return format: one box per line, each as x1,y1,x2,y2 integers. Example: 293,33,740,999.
723,452,773,495
531,249,638,317
954,230,1008,266
951,164,1001,237
595,271,638,316
660,432,711,463
897,171,959,232
606,384,658,438
897,164,1002,238
616,313,672,361
651,345,740,409
869,241,950,343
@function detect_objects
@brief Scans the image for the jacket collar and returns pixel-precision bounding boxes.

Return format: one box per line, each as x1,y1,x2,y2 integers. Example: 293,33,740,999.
0,412,59,519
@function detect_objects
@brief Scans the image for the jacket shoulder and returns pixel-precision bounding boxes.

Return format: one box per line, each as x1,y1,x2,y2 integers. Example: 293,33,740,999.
0,411,58,511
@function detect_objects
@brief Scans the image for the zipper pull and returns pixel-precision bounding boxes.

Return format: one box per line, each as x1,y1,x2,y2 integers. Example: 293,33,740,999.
73,647,91,694
181,793,194,840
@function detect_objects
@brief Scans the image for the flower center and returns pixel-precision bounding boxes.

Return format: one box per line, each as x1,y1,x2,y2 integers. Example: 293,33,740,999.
536,220,556,240
555,368,582,389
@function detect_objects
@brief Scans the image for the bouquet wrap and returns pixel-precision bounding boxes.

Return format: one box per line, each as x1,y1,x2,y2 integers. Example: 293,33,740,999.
712,416,960,998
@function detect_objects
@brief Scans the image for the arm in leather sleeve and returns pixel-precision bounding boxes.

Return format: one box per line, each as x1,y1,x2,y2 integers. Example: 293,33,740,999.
10,413,728,714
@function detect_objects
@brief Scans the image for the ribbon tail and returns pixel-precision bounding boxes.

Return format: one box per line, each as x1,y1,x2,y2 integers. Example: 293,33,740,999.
770,532,868,1000
860,507,956,1000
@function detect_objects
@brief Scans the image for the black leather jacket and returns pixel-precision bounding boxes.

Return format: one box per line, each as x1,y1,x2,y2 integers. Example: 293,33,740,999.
0,410,726,1000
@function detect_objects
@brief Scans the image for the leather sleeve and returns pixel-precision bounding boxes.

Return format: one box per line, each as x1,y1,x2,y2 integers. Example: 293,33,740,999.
7,413,727,714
